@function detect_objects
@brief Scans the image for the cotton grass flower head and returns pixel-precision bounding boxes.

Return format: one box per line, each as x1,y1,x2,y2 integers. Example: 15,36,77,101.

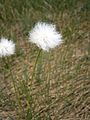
0,38,15,57
29,22,63,51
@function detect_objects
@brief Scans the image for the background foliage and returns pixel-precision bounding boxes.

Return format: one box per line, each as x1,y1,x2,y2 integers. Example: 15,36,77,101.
0,0,90,120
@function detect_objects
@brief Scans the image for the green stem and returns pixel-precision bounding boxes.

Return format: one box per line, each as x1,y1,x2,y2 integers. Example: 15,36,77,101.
31,49,42,83
3,57,22,117
27,49,42,119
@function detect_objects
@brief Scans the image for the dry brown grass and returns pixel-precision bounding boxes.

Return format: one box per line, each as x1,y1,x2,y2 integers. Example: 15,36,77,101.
0,0,90,120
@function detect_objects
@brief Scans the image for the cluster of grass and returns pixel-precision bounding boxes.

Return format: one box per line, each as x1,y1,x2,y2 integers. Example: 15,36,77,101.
0,0,90,120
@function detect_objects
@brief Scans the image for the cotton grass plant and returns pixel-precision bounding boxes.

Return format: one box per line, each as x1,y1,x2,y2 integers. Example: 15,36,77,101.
28,22,63,119
0,38,22,118
28,21,63,95
0,22,63,119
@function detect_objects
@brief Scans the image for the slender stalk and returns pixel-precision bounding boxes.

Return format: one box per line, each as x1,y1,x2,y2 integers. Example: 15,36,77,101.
26,49,42,119
31,49,42,83
3,57,23,117
46,53,51,119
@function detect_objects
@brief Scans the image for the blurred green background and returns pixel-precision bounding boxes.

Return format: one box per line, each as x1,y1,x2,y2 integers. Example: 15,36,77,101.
0,0,90,120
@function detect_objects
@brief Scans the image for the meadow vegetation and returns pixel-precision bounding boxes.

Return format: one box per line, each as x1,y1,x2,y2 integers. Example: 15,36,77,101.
0,0,90,119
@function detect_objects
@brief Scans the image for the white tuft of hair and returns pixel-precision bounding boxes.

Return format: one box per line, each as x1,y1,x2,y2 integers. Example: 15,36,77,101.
0,38,15,57
29,22,63,51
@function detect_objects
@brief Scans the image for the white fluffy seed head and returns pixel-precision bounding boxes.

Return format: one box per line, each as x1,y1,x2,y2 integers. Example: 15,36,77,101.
0,38,15,57
29,22,63,51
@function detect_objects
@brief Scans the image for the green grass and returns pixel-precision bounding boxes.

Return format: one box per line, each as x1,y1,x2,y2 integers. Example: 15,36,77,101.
0,0,90,120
